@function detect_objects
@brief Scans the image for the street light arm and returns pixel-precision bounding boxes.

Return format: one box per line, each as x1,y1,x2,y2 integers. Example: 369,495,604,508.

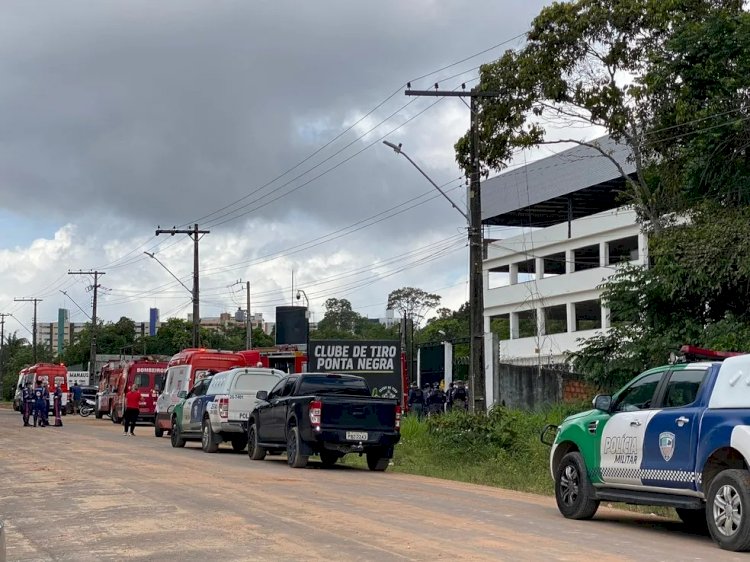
60,290,92,321
382,141,470,224
143,252,193,296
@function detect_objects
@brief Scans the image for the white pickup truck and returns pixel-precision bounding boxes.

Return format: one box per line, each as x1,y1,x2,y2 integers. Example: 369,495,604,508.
170,367,285,453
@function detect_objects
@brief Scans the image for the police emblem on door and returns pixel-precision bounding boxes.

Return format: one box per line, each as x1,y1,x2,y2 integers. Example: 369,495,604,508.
659,432,675,462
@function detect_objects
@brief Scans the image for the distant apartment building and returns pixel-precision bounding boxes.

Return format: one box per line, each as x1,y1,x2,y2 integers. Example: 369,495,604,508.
481,137,645,367
190,310,278,335
37,308,161,354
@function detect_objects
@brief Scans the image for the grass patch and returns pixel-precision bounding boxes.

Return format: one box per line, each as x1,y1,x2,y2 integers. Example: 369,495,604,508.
344,404,675,518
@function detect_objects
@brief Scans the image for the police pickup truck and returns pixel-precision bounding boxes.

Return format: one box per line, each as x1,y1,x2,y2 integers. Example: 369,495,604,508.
247,373,402,470
170,367,284,453
543,352,750,551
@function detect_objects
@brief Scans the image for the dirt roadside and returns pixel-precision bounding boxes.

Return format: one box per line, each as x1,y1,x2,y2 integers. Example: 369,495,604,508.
0,410,742,561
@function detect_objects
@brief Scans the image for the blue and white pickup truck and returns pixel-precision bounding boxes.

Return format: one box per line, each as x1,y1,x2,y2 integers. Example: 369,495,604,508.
543,354,750,551
170,367,284,453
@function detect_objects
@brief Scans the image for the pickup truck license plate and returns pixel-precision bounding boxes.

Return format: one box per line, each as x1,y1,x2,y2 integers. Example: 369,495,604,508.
346,431,368,441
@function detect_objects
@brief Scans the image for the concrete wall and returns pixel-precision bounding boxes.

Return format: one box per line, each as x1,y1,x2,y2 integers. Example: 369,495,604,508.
492,363,596,410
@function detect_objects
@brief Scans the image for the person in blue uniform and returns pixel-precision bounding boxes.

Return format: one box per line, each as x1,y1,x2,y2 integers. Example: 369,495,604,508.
407,382,425,418
33,381,47,427
21,384,32,426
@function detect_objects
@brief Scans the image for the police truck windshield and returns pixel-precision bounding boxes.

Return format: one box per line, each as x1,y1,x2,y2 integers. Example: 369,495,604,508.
298,375,370,396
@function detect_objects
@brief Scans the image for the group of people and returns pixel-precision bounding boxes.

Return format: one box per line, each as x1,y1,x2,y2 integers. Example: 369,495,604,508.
407,379,470,417
18,380,64,427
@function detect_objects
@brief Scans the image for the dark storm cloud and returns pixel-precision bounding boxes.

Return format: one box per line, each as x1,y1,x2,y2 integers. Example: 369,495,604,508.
0,1,549,238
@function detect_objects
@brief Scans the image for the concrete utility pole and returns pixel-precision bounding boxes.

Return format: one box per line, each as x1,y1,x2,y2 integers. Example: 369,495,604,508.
14,298,42,364
246,281,252,350
0,312,8,398
155,224,210,347
68,270,105,382
401,85,498,412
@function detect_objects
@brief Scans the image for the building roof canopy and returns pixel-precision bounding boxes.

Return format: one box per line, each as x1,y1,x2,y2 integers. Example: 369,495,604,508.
481,136,635,227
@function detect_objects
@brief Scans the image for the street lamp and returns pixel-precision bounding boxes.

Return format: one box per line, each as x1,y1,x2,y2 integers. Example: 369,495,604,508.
382,140,485,412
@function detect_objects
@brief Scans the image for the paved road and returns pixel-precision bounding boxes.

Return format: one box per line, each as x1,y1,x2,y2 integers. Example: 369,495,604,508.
0,409,744,561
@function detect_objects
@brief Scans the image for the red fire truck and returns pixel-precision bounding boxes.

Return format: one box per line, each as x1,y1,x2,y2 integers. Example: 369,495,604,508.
95,360,124,419
254,345,308,373
154,348,248,437
108,358,169,424
15,363,69,414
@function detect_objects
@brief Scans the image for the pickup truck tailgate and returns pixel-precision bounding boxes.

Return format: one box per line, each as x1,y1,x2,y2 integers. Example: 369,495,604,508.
320,396,397,431
228,394,259,421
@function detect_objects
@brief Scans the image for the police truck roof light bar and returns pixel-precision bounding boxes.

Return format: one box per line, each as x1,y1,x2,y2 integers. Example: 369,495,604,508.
679,345,745,362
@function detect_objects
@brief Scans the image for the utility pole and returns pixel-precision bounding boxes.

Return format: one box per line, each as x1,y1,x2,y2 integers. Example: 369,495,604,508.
251,281,253,349
155,224,210,347
0,313,8,398
14,298,42,364
68,270,105,383
404,85,498,412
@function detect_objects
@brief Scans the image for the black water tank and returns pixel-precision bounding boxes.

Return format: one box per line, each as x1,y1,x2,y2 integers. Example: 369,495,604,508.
275,306,308,345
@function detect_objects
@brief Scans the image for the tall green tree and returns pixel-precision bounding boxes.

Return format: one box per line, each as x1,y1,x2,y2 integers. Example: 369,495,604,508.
572,204,750,389
387,287,441,328
456,0,750,228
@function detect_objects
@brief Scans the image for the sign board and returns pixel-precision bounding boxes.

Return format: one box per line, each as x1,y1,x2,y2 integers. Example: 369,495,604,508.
67,371,91,386
308,340,401,399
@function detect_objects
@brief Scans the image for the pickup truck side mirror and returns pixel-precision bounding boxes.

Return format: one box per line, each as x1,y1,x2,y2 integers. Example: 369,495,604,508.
256,390,268,401
177,390,187,399
593,394,612,412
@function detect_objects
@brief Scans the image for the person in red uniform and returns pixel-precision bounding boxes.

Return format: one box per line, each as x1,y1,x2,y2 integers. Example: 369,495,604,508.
123,384,140,436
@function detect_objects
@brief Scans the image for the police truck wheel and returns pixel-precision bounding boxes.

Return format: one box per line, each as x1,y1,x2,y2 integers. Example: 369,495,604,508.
366,452,390,471
247,423,266,461
676,507,708,534
286,426,308,468
154,426,164,438
201,419,220,453
707,469,750,551
170,420,186,448
555,452,599,520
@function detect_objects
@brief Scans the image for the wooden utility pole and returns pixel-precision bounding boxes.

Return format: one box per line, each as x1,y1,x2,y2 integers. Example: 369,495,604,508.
405,85,498,412
68,270,105,382
14,298,42,364
155,224,210,347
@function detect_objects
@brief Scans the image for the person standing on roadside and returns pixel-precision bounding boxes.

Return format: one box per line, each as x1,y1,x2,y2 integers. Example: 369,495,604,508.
33,380,46,427
123,384,140,436
71,382,82,414
41,382,51,427
52,383,64,427
407,382,425,418
21,384,32,426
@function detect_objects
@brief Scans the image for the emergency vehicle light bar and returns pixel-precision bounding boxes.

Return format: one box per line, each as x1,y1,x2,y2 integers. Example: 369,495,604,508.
678,345,745,362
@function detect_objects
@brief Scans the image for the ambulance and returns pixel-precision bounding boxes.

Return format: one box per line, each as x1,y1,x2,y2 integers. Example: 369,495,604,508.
16,363,69,413
154,348,247,437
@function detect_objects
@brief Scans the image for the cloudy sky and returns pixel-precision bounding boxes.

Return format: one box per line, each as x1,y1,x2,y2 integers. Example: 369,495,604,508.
0,0,553,337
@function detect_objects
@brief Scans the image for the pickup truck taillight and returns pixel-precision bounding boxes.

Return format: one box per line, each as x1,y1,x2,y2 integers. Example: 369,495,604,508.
395,405,402,432
218,397,229,419
309,400,322,431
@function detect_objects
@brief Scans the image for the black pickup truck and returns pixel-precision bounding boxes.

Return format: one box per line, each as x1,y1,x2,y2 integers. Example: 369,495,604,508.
247,373,401,471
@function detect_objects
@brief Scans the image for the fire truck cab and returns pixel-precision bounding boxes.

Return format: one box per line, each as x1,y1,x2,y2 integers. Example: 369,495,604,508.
154,348,247,437
108,358,168,424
